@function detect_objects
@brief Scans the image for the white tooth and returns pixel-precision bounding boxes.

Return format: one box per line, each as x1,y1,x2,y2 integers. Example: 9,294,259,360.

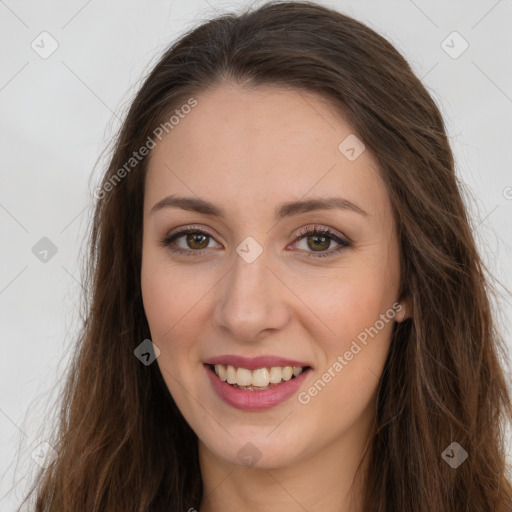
236,367,253,386
216,364,227,381
226,365,237,384
269,367,283,384
282,366,293,381
292,366,303,377
252,368,270,387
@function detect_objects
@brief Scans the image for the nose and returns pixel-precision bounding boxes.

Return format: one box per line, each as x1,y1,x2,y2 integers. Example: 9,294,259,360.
213,247,290,343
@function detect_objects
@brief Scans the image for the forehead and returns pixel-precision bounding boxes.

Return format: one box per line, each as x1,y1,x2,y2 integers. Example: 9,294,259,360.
144,82,390,223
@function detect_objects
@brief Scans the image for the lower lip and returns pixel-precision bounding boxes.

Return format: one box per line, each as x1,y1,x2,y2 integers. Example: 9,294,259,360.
205,364,312,411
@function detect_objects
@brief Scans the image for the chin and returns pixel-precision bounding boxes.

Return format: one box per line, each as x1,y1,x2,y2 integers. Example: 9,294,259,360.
201,425,309,470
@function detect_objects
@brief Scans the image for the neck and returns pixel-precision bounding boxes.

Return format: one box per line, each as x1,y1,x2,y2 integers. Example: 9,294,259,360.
198,414,374,512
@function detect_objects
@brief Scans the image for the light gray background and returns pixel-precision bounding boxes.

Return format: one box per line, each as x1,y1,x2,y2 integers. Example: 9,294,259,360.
1,1,511,509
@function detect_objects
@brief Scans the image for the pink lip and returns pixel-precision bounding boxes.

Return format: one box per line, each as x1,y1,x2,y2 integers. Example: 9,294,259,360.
205,364,312,411
204,354,312,370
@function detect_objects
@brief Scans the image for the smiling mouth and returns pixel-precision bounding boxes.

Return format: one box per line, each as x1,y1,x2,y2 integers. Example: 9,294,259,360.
207,363,312,391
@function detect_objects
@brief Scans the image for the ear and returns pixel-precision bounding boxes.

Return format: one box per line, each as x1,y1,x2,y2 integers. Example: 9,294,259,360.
394,297,412,323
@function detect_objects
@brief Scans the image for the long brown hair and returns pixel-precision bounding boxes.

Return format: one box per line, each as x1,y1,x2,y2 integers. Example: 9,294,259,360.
20,1,512,510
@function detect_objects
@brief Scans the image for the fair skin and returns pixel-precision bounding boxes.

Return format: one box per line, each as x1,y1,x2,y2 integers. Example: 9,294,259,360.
141,82,409,512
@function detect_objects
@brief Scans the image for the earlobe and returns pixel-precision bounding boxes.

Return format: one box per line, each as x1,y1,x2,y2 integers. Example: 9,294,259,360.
395,297,412,323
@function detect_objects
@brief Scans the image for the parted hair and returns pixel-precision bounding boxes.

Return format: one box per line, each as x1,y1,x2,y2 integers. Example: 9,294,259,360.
22,1,512,510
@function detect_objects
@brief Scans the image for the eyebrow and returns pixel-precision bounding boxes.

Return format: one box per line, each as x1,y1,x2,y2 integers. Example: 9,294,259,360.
150,194,368,220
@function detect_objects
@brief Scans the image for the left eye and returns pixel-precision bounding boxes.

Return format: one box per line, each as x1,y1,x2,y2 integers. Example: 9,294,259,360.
291,226,351,258
294,230,341,253
160,226,351,259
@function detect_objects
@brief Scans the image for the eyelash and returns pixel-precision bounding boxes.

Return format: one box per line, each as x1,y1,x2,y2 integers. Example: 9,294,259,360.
160,225,351,259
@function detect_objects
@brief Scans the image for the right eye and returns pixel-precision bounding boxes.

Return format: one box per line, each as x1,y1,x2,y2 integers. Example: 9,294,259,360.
160,227,220,256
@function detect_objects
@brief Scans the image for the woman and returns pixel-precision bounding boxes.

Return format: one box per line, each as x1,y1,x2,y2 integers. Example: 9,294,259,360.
22,1,512,510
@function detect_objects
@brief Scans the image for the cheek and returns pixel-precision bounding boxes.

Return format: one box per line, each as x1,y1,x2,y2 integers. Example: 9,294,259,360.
141,255,207,413
140,249,209,383
141,245,210,337
316,287,393,391
299,258,398,350
297,297,394,434
295,257,397,407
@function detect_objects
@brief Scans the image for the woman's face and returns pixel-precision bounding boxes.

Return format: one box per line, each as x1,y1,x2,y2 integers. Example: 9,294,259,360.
141,82,405,469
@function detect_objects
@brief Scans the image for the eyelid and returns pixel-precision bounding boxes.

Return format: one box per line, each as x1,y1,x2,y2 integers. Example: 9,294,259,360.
165,224,217,241
161,224,221,250
293,224,351,245
161,223,351,258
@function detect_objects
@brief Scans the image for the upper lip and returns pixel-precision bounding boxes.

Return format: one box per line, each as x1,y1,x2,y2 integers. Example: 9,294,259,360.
204,355,312,370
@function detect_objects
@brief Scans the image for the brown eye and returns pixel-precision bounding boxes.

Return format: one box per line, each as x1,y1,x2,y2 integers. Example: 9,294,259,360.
161,227,219,256
305,233,332,252
184,232,210,250
293,226,351,259
161,225,350,259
